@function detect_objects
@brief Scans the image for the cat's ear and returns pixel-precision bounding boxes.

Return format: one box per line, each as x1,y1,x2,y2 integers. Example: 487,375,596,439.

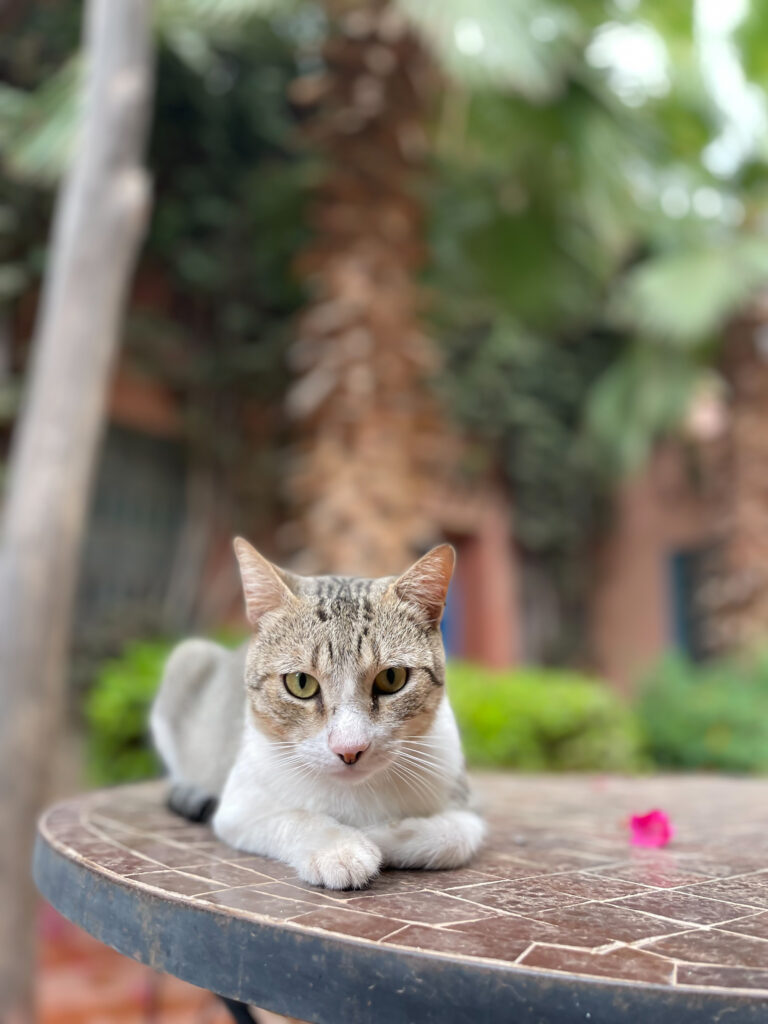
233,537,297,628
392,544,456,626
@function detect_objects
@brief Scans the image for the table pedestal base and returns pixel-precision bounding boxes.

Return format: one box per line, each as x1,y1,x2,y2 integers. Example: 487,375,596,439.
220,995,257,1022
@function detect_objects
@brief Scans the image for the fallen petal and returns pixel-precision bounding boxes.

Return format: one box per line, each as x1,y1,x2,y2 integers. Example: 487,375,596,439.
629,809,674,848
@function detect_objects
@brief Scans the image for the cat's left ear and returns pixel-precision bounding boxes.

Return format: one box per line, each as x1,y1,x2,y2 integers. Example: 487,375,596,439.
392,544,456,626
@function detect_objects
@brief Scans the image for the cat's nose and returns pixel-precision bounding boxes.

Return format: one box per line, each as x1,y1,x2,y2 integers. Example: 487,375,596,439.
331,741,370,765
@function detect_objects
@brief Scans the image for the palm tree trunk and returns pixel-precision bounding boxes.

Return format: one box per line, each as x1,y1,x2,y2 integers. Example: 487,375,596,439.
0,3,154,1018
706,317,768,652
286,0,447,576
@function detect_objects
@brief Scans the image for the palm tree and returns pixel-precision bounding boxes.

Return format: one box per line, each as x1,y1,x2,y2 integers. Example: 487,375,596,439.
284,2,443,574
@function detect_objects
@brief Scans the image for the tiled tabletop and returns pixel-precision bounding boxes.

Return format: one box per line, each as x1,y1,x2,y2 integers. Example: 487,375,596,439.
35,775,768,1021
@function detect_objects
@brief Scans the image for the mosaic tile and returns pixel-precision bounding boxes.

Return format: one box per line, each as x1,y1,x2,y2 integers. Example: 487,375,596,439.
610,891,760,927
449,879,587,915
719,912,768,941
544,873,648,901
644,928,768,969
677,965,768,991
127,869,230,897
36,774,768,998
528,903,686,947
519,943,675,984
681,877,768,911
590,862,713,889
202,888,318,920
345,890,501,925
291,907,401,941
178,861,275,887
382,922,536,961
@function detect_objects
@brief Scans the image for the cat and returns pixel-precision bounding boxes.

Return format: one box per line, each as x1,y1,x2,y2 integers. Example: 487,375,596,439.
150,538,485,889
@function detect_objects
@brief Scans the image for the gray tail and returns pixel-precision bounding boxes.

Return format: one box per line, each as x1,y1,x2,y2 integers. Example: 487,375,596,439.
167,782,218,823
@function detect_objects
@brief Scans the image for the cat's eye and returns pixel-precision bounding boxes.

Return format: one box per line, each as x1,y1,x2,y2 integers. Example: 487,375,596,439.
284,671,320,699
373,666,408,694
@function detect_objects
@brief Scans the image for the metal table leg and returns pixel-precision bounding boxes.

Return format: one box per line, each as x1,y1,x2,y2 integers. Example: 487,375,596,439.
219,995,258,1022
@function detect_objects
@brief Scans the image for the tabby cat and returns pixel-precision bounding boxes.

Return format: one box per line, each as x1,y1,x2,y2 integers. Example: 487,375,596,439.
150,539,485,889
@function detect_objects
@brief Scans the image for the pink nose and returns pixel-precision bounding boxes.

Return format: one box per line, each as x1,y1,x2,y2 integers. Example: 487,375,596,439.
330,741,370,765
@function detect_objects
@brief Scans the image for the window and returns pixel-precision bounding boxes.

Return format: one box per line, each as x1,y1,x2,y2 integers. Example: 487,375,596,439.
668,545,719,662
73,426,186,679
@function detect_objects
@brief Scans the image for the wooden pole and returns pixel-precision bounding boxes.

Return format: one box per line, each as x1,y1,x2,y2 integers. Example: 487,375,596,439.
0,2,154,1018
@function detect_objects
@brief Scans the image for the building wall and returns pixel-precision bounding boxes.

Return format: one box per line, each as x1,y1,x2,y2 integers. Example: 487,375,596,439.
453,492,521,669
590,445,718,694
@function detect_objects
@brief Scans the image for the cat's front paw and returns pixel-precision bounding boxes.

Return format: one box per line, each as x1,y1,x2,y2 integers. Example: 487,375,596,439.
300,833,382,890
369,810,487,871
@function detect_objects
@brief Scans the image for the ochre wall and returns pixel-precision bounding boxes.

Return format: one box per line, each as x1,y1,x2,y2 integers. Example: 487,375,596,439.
590,445,717,694
454,492,521,669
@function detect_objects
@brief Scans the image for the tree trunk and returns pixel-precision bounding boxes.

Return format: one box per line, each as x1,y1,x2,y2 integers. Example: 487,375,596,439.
0,3,154,1019
701,313,768,654
286,0,450,577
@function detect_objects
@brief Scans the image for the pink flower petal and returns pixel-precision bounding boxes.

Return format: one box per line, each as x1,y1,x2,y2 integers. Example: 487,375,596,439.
629,809,674,848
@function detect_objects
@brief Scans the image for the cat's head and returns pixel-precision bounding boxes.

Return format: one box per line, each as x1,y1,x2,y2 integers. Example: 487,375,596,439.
233,538,455,783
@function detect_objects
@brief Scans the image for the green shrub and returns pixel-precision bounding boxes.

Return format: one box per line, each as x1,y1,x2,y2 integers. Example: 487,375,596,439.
84,639,173,785
85,631,247,785
447,662,643,771
637,651,768,773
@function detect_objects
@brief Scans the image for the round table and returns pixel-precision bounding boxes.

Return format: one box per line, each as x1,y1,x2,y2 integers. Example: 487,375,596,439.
34,774,768,1023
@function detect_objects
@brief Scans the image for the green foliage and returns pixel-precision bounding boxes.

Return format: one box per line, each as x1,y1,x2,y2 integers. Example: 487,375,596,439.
447,661,643,771
399,0,588,101
157,0,289,35
610,235,768,346
0,58,81,185
84,640,170,785
735,3,768,91
441,319,616,556
85,632,246,785
637,651,768,774
586,344,707,472
143,29,311,374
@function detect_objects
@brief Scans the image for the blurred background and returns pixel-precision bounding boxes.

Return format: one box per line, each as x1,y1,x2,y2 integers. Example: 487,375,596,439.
3,0,768,1019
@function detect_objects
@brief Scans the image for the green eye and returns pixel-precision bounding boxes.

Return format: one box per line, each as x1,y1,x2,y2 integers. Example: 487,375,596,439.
284,672,320,699
374,666,408,694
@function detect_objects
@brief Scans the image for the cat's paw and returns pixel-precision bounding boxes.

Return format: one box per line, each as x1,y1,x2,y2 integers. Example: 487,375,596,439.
371,810,486,871
300,833,382,890
419,810,486,869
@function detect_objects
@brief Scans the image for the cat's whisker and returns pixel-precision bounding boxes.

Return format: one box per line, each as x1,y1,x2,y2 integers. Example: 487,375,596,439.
389,756,444,804
395,749,449,775
396,751,445,763
392,764,446,806
396,739,449,757
388,762,430,805
397,739,449,754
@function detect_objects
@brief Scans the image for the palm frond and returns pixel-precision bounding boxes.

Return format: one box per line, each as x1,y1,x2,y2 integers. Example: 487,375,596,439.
587,344,705,473
155,0,298,74
611,236,768,345
397,0,583,100
155,0,292,35
0,57,82,185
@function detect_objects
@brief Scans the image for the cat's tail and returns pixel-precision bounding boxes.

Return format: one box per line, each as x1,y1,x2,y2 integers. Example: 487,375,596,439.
167,781,218,823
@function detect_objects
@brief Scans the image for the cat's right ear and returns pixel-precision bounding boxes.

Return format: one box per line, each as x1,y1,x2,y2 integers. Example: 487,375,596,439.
233,538,297,628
